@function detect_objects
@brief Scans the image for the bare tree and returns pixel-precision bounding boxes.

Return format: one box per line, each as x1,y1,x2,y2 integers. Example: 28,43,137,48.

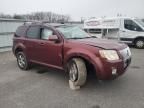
21,12,71,22
0,13,12,19
0,12,71,22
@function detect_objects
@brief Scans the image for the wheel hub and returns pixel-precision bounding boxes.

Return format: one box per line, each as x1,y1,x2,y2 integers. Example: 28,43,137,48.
69,63,78,82
136,40,144,48
18,54,25,68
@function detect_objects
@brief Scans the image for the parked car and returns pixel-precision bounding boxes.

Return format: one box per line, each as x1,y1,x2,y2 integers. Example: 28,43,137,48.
13,23,131,89
84,17,144,48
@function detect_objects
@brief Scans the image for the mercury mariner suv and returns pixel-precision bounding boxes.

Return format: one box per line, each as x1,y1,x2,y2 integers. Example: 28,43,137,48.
13,23,131,88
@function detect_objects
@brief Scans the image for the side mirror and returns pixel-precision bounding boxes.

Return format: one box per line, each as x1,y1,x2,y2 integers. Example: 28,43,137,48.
49,35,59,42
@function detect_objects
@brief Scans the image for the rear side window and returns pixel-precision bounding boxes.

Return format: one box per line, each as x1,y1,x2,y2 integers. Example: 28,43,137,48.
27,26,40,39
15,26,28,37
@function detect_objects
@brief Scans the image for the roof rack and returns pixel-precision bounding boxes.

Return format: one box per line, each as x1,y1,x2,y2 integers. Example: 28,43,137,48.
23,21,49,25
23,21,71,27
23,21,42,25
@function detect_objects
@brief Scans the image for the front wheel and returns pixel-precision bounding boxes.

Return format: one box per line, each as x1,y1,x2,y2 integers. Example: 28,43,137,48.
67,58,87,87
16,52,30,70
135,39,144,49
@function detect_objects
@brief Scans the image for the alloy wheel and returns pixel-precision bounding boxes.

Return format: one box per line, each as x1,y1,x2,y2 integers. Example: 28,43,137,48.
69,62,78,82
18,54,26,69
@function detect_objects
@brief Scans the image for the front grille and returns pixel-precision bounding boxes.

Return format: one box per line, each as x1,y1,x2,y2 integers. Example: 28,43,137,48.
119,47,132,68
119,47,131,60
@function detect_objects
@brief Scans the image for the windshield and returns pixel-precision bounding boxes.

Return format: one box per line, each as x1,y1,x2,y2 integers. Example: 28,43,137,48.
135,19,144,28
56,26,90,39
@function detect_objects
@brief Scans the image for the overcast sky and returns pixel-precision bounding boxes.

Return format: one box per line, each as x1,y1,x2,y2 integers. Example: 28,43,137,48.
0,0,144,20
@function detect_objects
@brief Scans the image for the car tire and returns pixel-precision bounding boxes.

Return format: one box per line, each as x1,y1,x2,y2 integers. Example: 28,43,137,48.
16,52,30,70
135,39,144,49
67,58,87,87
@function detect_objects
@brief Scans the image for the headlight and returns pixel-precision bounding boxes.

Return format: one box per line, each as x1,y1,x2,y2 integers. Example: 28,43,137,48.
99,50,119,61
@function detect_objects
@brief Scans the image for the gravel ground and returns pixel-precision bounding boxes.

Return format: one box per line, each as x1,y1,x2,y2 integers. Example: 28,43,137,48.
0,48,144,108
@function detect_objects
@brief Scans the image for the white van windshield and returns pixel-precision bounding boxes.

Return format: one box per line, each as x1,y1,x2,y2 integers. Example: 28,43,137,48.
135,19,144,28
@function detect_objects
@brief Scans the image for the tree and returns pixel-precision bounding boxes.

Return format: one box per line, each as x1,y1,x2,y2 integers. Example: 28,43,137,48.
13,14,24,19
0,13,12,19
0,12,71,22
21,12,71,22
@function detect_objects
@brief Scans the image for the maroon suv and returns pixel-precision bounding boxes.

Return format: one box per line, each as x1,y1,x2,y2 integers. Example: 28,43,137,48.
13,23,131,88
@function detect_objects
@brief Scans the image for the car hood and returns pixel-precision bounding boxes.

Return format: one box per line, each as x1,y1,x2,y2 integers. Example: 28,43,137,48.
73,38,127,50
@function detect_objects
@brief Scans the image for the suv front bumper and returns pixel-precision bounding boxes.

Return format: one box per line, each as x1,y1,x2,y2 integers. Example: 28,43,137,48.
94,47,131,80
97,57,131,80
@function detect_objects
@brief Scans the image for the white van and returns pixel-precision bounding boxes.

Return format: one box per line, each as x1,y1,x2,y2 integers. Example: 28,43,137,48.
84,17,144,48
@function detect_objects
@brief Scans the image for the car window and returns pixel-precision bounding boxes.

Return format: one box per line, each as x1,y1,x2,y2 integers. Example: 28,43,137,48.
57,26,90,39
41,28,53,40
88,29,102,34
135,19,144,28
15,26,28,37
124,20,143,31
27,26,40,39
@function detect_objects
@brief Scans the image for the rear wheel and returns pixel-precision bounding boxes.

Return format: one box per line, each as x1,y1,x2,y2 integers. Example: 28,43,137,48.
67,58,87,87
16,52,30,70
135,39,144,49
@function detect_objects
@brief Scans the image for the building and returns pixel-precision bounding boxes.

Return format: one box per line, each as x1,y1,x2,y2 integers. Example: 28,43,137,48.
0,19,26,52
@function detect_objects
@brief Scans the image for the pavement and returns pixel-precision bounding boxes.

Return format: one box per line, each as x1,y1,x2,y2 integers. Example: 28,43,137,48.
0,48,144,108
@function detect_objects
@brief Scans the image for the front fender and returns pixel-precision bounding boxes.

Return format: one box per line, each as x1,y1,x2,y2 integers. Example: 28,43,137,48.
64,48,105,78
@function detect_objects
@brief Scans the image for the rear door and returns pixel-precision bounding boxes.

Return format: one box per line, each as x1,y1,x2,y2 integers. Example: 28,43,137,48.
25,25,41,61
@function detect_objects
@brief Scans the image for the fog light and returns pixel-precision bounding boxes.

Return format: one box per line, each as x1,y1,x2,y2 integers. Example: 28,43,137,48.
112,68,117,75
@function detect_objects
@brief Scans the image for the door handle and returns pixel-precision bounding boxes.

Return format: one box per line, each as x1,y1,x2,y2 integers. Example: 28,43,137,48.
39,42,45,45
122,30,126,32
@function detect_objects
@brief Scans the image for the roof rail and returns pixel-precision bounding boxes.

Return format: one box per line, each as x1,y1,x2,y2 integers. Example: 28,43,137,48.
23,21,67,26
23,21,42,25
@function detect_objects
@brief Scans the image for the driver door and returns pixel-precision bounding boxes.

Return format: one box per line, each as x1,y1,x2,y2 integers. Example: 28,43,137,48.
36,27,63,68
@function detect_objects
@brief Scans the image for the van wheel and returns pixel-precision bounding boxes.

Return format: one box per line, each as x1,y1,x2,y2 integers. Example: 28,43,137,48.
135,39,144,49
16,52,30,70
67,58,87,87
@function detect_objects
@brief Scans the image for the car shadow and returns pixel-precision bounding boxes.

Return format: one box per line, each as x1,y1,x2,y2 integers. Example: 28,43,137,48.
128,45,135,48
29,64,69,84
29,64,127,92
